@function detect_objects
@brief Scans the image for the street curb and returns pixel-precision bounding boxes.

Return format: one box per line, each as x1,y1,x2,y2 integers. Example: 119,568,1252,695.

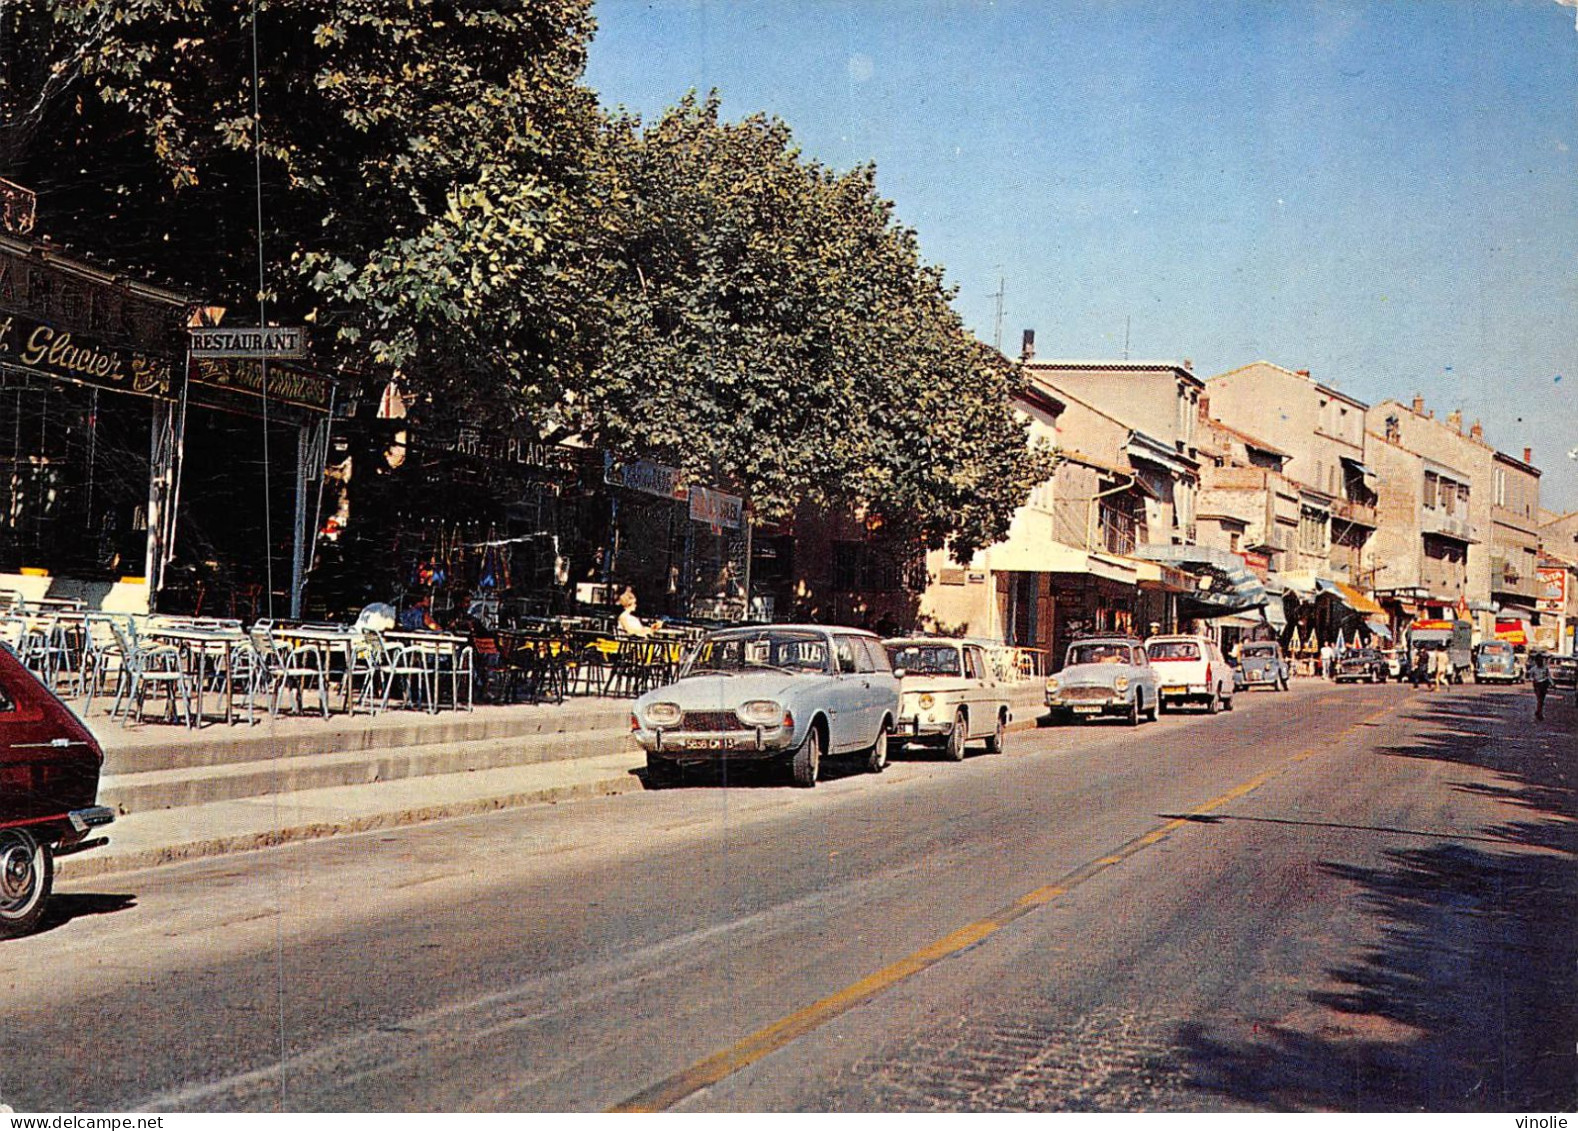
61,695,1048,881
57,770,648,881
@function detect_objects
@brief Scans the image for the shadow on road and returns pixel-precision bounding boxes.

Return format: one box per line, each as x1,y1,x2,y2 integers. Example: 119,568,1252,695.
35,891,138,935
1175,687,1578,1112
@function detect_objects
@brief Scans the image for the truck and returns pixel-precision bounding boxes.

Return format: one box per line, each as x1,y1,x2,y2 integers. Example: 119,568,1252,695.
1405,619,1473,683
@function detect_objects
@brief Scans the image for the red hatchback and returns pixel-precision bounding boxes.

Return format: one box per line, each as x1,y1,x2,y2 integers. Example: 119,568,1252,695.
0,646,113,937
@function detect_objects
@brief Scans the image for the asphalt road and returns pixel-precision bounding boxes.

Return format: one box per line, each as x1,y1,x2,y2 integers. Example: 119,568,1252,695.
2,678,1573,1113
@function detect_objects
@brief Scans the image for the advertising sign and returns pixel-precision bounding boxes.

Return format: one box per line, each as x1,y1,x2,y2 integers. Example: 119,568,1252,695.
688,485,743,530
1537,566,1567,614
603,454,689,502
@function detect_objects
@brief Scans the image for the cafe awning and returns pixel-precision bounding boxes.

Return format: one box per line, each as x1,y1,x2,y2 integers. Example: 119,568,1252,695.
1341,455,1380,490
1130,543,1266,614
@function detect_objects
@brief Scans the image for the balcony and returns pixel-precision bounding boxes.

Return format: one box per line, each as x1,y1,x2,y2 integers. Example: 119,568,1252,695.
1331,498,1376,529
1420,508,1479,543
1490,556,1541,601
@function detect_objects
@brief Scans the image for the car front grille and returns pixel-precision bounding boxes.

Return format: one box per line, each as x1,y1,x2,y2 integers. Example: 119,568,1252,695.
1060,686,1113,702
681,710,748,731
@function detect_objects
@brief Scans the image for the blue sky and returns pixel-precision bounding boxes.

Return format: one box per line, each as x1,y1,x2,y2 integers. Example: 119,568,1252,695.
583,0,1578,511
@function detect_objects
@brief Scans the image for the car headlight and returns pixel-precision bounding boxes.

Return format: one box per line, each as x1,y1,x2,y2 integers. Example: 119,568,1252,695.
1114,675,1129,693
644,701,682,727
917,693,935,710
1045,677,1060,695
737,699,784,727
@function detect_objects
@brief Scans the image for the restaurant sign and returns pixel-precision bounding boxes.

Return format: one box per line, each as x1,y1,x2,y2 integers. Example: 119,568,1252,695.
189,325,308,360
689,485,743,530
190,357,335,412
0,309,173,398
603,454,690,502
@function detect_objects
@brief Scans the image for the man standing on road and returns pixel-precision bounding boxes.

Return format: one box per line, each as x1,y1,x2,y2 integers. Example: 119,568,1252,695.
1319,642,1334,680
1431,646,1449,691
1529,650,1551,720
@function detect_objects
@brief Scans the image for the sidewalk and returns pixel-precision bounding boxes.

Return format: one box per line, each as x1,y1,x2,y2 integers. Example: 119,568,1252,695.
59,684,1049,880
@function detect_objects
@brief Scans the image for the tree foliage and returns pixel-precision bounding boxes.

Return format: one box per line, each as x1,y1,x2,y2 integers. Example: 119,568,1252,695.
0,5,1045,563
591,96,1049,560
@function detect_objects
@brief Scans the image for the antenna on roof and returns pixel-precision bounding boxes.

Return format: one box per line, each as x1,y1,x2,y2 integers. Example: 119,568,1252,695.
991,271,1005,353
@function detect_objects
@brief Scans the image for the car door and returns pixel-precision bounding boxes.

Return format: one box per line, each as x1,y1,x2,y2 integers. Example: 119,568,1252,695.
829,634,871,752
859,637,899,729
962,645,991,738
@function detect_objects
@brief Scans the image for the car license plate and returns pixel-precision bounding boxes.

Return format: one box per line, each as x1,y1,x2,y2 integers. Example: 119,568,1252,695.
688,737,728,750
1163,686,1186,695
1249,671,1262,681
1073,705,1102,714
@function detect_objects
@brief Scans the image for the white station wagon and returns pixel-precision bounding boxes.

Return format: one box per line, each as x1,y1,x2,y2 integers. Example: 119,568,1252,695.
883,637,1012,760
632,624,899,788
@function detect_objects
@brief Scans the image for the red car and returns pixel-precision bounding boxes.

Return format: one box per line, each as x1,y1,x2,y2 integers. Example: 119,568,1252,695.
0,646,114,938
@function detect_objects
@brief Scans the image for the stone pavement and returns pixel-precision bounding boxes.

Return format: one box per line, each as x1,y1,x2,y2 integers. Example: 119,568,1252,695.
58,683,1048,880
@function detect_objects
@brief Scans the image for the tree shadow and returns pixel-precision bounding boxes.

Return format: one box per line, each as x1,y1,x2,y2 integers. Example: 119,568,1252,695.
1173,689,1578,1111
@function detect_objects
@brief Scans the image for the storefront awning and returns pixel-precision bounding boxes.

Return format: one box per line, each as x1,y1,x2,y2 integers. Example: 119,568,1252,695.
1366,618,1393,640
1328,580,1384,616
985,541,1138,584
1264,598,1288,629
1130,543,1266,614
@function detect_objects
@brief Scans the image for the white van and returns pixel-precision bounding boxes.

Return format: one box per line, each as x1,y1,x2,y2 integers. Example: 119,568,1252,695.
1145,635,1235,714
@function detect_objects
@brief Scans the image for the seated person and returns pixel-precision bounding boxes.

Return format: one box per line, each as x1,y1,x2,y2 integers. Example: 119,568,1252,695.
615,587,659,638
400,593,440,631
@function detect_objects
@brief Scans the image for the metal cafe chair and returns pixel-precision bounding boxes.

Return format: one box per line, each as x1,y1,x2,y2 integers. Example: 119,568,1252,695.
249,623,330,719
109,618,196,727
381,635,438,714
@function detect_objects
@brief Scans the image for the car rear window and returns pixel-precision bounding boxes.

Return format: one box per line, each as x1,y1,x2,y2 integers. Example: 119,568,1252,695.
1067,643,1133,666
885,644,960,676
1147,641,1200,661
1241,645,1276,658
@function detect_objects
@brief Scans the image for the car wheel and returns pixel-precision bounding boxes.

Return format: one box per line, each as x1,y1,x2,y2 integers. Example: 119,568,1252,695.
1146,694,1159,722
866,724,890,774
945,712,967,761
1126,697,1141,726
0,830,51,940
791,726,822,788
1224,689,1235,711
985,711,1007,753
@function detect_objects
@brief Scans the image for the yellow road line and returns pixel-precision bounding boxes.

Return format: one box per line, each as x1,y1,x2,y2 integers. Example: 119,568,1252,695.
609,697,1405,1112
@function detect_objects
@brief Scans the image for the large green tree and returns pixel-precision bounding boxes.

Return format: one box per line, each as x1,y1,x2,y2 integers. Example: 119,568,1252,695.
591,96,1049,561
0,0,608,432
1,6,1045,563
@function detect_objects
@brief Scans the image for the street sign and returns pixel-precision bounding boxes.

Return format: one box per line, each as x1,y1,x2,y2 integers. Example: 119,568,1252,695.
189,326,308,359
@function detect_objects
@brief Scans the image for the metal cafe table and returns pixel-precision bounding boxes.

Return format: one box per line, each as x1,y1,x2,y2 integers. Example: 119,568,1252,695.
143,622,250,726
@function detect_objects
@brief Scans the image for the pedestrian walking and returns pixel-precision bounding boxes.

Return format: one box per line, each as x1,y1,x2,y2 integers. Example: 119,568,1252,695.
1431,646,1449,691
1529,650,1551,720
1411,646,1427,688
1319,642,1334,680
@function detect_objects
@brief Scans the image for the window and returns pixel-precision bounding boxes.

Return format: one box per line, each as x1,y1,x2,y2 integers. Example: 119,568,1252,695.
1385,414,1400,442
963,647,981,680
1495,467,1507,507
1423,472,1439,509
833,636,861,674
859,638,891,673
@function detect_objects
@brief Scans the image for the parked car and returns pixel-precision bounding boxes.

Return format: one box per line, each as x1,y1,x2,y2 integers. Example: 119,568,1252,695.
883,637,1012,760
1233,640,1290,692
1045,636,1158,726
0,647,114,938
1550,654,1578,689
1472,640,1522,684
1146,635,1234,713
631,624,898,788
1334,648,1389,683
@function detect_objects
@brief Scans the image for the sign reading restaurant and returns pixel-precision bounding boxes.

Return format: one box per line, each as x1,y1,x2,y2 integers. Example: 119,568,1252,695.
189,325,308,359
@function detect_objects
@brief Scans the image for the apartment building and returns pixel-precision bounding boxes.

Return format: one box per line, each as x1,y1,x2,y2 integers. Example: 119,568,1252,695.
1205,362,1378,589
1369,395,1542,639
